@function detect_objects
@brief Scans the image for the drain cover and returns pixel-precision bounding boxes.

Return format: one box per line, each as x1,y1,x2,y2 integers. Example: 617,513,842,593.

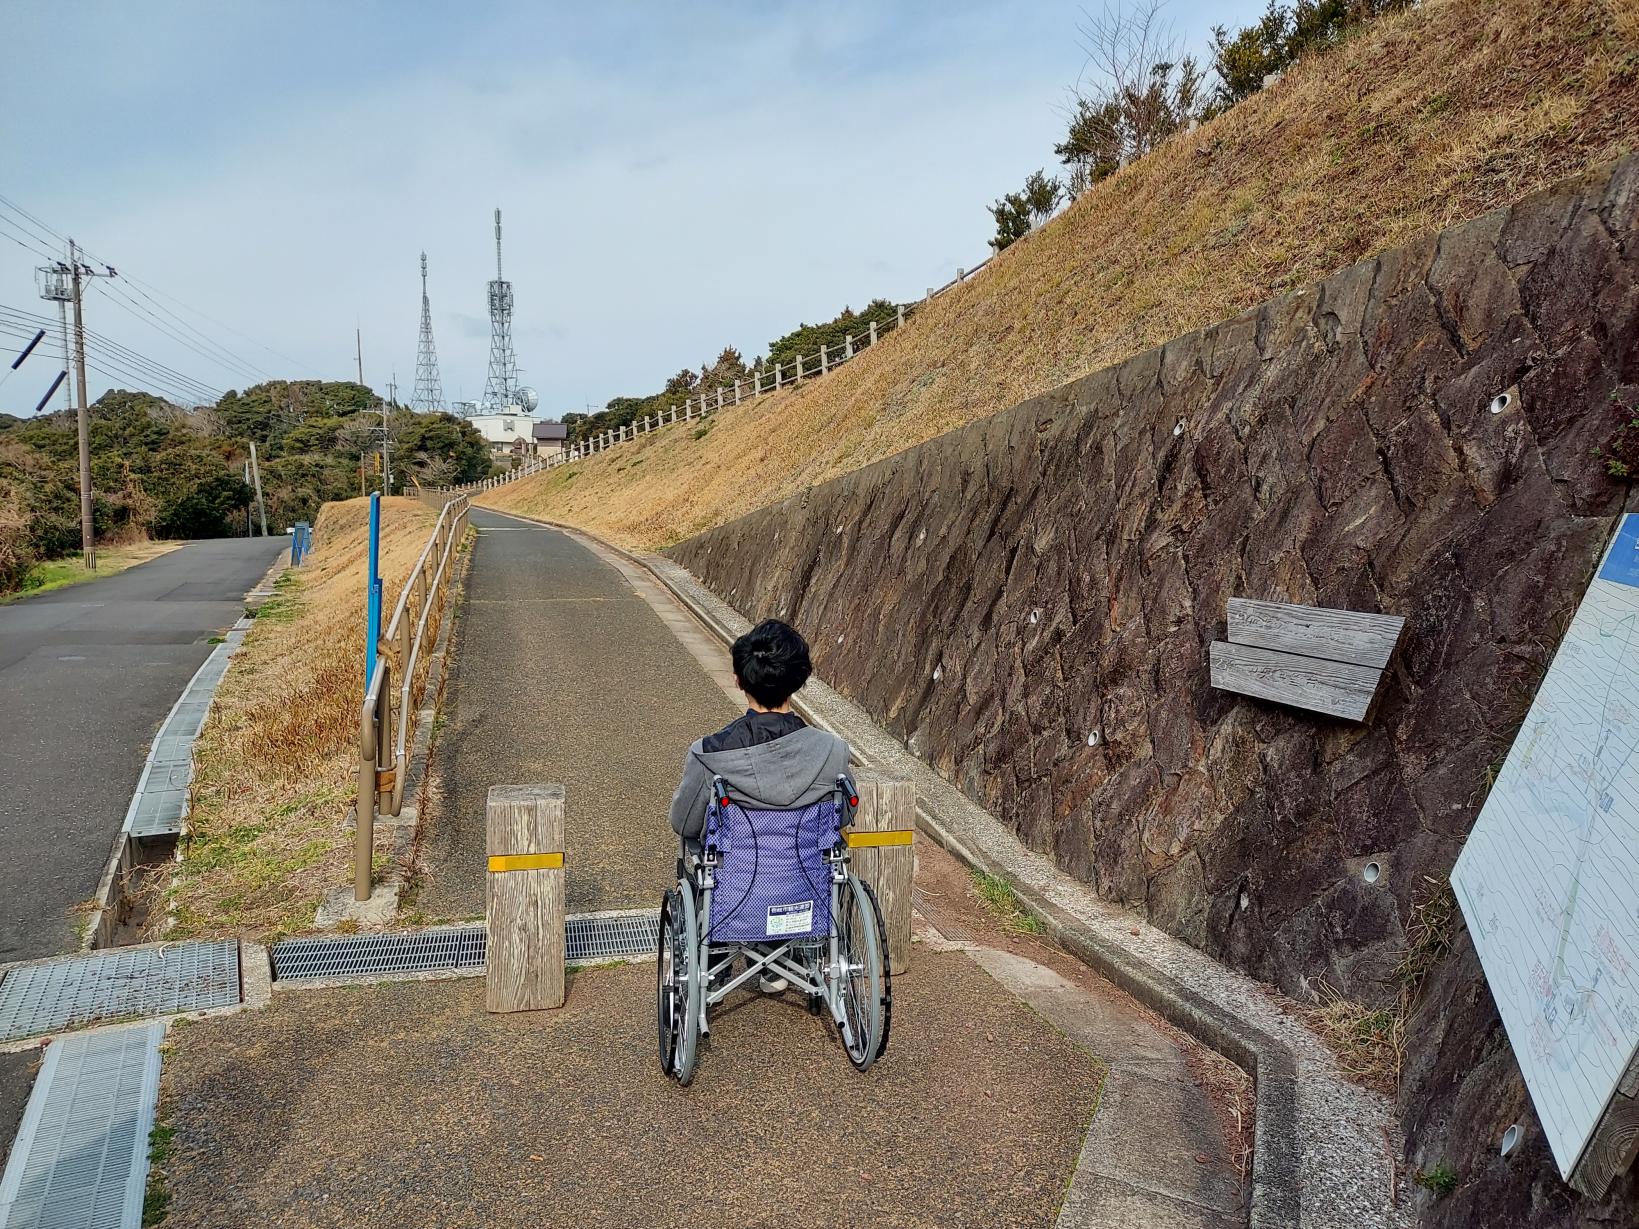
568,911,660,962
270,912,660,982
0,942,240,1043
0,1020,163,1229
272,925,486,981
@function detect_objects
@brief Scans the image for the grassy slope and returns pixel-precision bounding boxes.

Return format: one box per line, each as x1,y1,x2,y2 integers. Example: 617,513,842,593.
483,0,1639,549
164,497,441,941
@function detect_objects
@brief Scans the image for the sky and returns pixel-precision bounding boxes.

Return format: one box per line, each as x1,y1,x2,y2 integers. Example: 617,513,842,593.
0,0,1266,419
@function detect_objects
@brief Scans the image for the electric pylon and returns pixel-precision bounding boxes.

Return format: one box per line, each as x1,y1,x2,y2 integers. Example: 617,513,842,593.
412,252,444,413
482,208,519,411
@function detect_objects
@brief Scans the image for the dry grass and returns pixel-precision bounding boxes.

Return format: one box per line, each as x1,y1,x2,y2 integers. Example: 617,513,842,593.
1309,876,1458,1093
1309,983,1407,1094
483,0,1639,550
160,497,440,941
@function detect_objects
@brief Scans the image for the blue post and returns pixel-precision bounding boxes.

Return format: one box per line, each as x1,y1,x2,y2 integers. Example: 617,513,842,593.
365,494,382,693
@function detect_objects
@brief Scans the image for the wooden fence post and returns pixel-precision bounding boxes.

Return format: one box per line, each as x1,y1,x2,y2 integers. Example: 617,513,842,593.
733,380,741,404
847,773,914,975
486,784,566,1012
716,387,724,409
844,333,853,359
896,304,904,328
869,320,878,346
819,343,829,374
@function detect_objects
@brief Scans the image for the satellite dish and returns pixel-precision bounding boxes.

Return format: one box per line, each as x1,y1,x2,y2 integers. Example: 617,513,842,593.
516,387,540,412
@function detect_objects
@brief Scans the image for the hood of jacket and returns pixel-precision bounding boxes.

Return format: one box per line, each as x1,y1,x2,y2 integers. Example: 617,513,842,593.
691,725,847,810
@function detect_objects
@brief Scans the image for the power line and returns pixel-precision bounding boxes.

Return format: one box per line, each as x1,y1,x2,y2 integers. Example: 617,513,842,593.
100,277,270,382
0,193,313,380
0,216,58,261
0,303,222,404
85,282,263,386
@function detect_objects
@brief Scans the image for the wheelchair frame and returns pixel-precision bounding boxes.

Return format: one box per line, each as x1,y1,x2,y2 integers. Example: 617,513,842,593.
657,775,891,1084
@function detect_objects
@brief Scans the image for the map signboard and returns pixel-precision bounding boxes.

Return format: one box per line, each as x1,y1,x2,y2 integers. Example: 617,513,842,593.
1453,513,1639,1180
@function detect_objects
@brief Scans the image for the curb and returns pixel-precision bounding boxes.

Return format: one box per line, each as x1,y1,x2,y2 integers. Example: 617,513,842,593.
83,613,255,952
473,507,1303,1229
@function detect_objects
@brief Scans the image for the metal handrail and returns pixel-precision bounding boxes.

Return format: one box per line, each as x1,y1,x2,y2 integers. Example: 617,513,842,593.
355,493,471,900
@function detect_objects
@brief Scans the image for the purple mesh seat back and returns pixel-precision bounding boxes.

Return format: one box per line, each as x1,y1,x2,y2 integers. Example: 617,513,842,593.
705,797,840,942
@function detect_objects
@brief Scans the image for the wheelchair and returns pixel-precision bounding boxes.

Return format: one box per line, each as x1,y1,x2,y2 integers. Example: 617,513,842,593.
657,772,891,1084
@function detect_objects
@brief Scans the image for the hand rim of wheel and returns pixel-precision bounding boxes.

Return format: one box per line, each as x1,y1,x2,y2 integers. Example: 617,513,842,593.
834,873,889,1070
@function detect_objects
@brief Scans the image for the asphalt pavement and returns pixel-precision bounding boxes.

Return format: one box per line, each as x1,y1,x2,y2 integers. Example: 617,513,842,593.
0,536,285,963
419,509,737,918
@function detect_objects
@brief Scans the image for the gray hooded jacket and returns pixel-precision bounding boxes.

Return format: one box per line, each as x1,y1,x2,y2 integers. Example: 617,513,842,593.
668,714,851,839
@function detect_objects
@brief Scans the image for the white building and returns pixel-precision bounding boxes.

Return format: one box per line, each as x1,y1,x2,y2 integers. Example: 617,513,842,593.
465,411,538,457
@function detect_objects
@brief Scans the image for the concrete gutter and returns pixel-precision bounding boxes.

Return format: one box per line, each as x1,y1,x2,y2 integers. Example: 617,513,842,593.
82,614,255,951
490,509,1409,1229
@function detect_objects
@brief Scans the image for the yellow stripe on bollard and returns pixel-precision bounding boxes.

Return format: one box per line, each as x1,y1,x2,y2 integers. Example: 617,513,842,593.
845,830,914,849
487,852,564,873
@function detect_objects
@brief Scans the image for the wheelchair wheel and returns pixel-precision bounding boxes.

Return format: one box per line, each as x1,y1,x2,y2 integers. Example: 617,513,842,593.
656,884,701,1084
833,873,891,1071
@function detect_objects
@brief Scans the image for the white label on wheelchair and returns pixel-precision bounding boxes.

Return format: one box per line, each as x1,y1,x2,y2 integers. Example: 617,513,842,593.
766,901,814,936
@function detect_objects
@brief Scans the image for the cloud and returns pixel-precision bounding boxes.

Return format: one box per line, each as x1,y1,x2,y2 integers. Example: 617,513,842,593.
0,0,1263,416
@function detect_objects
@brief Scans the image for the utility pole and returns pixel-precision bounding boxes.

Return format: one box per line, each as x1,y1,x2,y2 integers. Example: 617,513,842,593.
381,375,394,496
65,241,117,570
248,441,268,537
356,327,364,386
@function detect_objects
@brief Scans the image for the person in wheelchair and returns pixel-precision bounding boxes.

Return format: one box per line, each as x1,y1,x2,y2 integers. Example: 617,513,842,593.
658,618,891,1083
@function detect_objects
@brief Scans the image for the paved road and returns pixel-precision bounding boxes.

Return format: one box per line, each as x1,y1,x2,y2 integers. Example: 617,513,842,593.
419,509,737,919
0,537,285,963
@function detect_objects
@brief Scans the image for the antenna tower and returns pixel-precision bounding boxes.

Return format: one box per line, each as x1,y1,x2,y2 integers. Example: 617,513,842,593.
412,252,444,413
482,208,519,410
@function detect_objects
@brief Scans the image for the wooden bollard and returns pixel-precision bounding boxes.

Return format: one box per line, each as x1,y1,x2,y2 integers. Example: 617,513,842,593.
845,773,914,975
485,784,565,1012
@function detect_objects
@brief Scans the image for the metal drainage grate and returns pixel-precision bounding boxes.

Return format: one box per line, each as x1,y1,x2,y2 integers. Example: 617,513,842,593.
0,1020,163,1229
272,925,485,981
270,911,661,982
0,942,240,1043
568,911,660,962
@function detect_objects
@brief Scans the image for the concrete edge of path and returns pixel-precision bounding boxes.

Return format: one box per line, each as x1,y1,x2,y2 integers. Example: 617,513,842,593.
469,508,1410,1229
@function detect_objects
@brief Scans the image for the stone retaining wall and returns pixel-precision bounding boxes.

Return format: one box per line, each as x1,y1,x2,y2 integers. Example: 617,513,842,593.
672,156,1639,1221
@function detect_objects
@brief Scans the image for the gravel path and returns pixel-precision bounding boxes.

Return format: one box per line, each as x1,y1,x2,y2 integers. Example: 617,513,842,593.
155,954,1103,1229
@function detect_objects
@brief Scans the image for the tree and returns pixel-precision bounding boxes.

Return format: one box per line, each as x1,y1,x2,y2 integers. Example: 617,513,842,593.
1055,1,1205,195
989,192,1032,252
153,472,253,539
991,170,1064,251
1208,1,1411,113
1021,169,1065,223
663,369,699,395
700,346,749,390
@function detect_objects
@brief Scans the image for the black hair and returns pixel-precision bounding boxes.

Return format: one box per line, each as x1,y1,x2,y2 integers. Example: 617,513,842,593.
732,619,812,708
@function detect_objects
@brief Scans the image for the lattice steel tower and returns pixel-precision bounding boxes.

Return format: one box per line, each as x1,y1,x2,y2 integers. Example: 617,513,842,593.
412,252,444,413
482,208,519,410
